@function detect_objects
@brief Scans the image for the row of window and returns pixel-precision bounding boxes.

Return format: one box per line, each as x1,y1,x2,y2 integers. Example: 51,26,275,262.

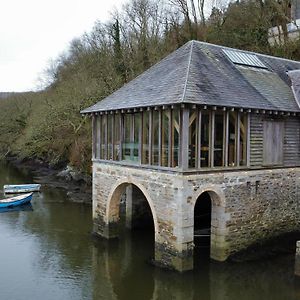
188,110,248,168
92,108,248,169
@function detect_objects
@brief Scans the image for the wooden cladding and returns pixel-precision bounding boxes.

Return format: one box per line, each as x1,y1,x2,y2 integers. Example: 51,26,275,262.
263,120,284,166
93,107,249,170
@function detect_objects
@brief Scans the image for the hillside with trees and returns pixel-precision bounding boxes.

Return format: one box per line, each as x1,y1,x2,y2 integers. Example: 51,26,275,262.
0,0,299,174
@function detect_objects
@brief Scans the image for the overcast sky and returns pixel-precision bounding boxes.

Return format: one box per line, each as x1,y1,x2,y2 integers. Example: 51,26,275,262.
0,0,126,92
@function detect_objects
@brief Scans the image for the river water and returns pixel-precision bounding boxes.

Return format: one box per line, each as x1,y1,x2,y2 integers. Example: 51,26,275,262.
0,162,300,300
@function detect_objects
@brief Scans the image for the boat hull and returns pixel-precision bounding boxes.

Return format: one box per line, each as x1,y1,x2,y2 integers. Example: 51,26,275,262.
0,193,33,208
4,184,41,194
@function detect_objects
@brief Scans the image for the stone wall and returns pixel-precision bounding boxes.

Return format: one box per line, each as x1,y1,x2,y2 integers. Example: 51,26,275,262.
92,161,300,271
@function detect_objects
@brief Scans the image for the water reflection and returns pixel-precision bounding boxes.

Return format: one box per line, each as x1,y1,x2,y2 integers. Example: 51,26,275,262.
0,162,300,300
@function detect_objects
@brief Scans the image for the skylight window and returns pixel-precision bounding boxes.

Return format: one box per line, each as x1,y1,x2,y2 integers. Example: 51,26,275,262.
223,49,268,69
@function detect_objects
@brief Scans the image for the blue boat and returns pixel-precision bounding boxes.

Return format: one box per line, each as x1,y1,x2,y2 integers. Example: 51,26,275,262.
0,203,33,213
4,184,41,194
0,193,33,208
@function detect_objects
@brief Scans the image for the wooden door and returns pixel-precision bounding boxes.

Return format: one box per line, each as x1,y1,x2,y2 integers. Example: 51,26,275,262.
263,120,284,166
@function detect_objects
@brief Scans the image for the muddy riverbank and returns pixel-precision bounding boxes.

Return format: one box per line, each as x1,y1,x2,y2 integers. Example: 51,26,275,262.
4,156,92,204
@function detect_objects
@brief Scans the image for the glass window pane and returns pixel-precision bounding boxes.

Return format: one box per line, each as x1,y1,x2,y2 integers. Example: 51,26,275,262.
122,114,132,161
133,113,141,162
96,117,100,159
114,114,121,160
152,111,159,165
107,115,113,160
201,111,210,167
142,111,150,164
214,112,224,167
228,112,236,166
92,116,97,159
189,110,198,168
172,109,180,168
162,110,170,167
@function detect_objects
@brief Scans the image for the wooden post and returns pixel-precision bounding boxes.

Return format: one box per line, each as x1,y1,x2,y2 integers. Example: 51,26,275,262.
112,114,115,160
197,110,202,169
236,112,240,167
158,110,162,166
92,115,96,159
224,111,229,167
149,110,153,165
246,113,251,167
180,108,189,170
119,114,123,160
168,109,172,167
210,111,215,168
96,116,101,159
138,113,143,164
130,114,134,160
99,115,102,159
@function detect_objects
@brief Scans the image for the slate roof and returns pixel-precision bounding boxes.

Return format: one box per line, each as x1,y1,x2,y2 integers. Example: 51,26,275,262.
81,40,300,113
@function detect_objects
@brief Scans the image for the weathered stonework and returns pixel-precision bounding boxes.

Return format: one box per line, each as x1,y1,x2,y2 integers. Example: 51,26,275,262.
93,161,300,271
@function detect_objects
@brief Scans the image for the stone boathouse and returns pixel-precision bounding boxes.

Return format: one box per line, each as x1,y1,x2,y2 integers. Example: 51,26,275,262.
81,40,300,272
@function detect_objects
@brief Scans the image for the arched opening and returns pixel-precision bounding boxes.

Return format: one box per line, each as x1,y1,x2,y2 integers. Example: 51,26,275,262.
107,182,156,254
194,192,212,261
106,182,155,299
119,184,155,233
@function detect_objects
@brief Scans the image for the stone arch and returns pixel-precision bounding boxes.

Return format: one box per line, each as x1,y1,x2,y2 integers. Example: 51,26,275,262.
191,185,226,208
192,185,228,261
105,178,159,236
